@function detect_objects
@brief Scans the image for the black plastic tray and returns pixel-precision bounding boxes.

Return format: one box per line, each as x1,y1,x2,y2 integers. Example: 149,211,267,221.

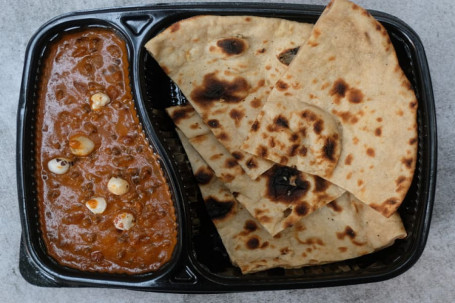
16,2,437,293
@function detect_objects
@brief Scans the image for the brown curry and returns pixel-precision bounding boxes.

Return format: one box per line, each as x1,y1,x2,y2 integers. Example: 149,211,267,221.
35,28,177,274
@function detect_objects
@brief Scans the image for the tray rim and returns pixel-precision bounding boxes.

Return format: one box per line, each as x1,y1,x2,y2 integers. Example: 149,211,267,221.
16,1,437,293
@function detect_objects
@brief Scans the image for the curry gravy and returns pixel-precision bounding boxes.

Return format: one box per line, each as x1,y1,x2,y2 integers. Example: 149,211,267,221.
35,28,177,274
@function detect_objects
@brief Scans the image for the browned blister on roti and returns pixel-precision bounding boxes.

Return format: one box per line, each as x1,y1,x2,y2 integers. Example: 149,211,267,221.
243,0,417,217
146,15,314,180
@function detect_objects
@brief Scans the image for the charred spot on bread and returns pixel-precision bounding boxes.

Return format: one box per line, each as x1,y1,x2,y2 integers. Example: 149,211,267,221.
170,106,193,124
283,207,292,218
190,72,249,107
336,226,356,240
246,157,258,169
216,132,229,141
250,98,262,108
327,201,343,212
279,156,289,165
330,79,364,105
257,145,268,158
274,115,289,128
216,38,246,55
347,88,364,103
256,48,266,54
194,167,214,184
322,137,337,161
295,202,310,216
258,215,272,223
268,137,276,148
366,148,375,157
401,79,413,90
345,154,353,165
395,177,408,192
276,80,289,91
313,175,329,192
301,110,317,121
225,158,238,168
338,246,348,252
244,220,258,232
264,165,310,203
266,115,290,132
229,108,245,124
288,144,300,157
331,109,359,124
246,237,260,249
385,198,398,205
280,247,290,255
204,197,235,221
232,151,244,160
299,146,308,156
330,78,348,98
221,173,235,182
207,119,220,128
251,120,260,132
313,119,324,134
296,237,324,246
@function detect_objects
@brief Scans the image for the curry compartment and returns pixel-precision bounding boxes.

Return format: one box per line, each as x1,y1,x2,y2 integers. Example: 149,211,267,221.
17,19,183,286
17,2,436,292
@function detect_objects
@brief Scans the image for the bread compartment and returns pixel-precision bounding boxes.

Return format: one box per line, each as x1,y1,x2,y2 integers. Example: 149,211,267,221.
137,4,434,287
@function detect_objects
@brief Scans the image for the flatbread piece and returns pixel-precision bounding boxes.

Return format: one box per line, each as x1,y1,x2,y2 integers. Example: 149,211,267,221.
243,0,418,217
179,128,407,274
146,15,313,179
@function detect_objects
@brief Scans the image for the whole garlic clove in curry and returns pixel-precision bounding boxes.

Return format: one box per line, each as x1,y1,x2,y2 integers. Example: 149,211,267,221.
107,177,129,195
113,212,135,230
85,197,107,214
69,135,95,156
90,92,111,110
47,157,72,174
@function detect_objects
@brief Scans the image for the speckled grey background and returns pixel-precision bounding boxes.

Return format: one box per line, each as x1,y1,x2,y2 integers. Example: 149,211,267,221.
1,0,453,302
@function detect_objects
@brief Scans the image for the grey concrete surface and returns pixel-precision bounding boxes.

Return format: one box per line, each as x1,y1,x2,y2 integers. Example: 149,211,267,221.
1,0,453,302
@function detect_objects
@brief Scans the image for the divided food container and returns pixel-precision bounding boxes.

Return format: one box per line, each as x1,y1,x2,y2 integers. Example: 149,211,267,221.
16,2,436,292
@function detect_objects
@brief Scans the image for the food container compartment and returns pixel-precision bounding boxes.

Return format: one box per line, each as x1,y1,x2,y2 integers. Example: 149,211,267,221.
17,2,436,292
16,15,185,289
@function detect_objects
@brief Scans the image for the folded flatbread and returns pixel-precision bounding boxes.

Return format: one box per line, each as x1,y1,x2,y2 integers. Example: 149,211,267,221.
171,105,345,236
146,15,313,179
243,0,418,217
178,128,407,274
